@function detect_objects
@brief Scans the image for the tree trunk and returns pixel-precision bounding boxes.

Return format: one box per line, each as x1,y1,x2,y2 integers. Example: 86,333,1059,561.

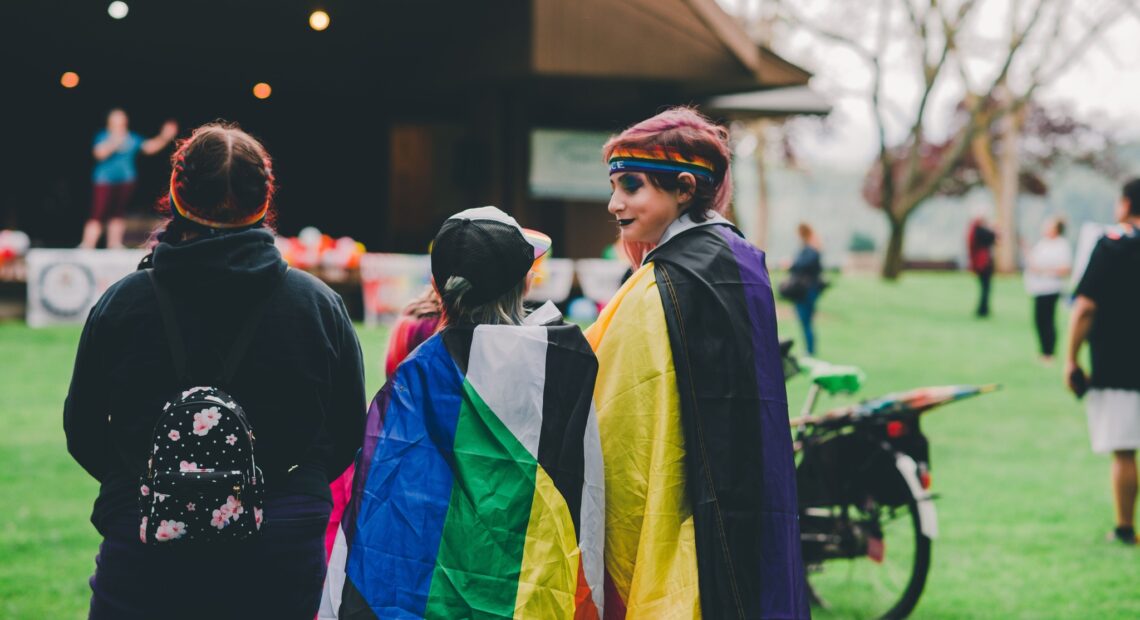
994,106,1021,273
882,215,908,280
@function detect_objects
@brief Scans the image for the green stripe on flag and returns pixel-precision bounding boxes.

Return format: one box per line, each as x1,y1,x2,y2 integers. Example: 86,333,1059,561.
425,379,539,618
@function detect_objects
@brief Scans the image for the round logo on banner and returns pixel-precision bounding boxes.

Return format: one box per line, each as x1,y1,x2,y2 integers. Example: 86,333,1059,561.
38,262,97,318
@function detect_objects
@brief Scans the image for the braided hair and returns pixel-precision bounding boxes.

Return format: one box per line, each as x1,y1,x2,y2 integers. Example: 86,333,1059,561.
151,122,276,246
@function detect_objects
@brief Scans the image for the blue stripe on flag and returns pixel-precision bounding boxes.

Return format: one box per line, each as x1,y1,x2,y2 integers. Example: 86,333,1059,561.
345,334,465,618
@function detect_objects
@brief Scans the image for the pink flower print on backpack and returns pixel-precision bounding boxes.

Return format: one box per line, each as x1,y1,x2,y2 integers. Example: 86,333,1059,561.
211,495,245,529
192,407,221,436
179,460,198,472
154,520,186,542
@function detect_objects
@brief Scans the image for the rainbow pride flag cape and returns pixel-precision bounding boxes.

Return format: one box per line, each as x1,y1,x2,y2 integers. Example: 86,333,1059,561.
322,314,604,619
586,221,810,619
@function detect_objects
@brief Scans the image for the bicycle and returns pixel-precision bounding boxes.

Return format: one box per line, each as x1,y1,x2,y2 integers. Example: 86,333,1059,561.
782,342,997,619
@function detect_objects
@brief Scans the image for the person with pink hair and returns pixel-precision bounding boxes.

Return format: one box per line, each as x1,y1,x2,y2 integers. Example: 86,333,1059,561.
323,288,441,559
585,107,809,618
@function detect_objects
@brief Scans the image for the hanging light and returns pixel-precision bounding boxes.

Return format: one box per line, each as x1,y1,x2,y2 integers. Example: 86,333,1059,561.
60,72,80,88
252,82,272,100
107,2,129,19
309,10,330,31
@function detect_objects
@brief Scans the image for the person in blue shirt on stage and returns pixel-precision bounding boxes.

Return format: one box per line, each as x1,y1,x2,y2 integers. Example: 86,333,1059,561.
80,109,178,249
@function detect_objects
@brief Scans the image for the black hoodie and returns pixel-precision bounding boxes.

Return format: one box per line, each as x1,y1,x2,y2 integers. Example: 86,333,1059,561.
64,229,365,530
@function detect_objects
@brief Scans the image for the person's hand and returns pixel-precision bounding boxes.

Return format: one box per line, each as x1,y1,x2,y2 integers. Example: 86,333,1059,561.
1064,359,1087,396
160,120,179,140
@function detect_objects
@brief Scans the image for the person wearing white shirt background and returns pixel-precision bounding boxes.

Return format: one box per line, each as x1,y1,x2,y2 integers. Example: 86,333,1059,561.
1023,216,1072,363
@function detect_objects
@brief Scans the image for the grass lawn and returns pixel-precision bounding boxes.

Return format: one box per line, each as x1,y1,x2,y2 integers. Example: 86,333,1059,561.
2,272,1137,618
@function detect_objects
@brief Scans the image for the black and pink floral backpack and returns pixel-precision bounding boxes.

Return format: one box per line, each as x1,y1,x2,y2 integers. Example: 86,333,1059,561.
138,270,280,545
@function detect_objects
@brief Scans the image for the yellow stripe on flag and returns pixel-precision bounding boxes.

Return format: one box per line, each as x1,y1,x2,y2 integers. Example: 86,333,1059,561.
585,264,702,619
514,466,580,619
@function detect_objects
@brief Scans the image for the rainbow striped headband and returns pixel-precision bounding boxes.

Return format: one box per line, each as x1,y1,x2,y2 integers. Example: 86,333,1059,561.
169,173,269,229
608,147,716,181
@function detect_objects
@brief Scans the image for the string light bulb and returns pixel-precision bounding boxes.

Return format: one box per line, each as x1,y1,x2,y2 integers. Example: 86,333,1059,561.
309,10,330,31
107,2,129,19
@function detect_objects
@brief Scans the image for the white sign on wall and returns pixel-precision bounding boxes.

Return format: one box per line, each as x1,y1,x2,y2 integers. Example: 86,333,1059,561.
26,249,147,327
529,129,612,201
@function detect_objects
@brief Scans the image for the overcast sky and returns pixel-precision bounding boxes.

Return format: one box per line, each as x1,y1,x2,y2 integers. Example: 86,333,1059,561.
718,0,1140,170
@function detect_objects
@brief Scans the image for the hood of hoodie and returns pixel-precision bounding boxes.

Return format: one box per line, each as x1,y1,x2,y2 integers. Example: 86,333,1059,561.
151,229,287,299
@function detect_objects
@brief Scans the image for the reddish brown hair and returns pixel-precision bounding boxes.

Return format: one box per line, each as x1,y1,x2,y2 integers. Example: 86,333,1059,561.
152,122,276,245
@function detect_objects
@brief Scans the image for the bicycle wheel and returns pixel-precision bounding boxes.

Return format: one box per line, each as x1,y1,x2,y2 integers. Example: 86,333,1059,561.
804,487,932,619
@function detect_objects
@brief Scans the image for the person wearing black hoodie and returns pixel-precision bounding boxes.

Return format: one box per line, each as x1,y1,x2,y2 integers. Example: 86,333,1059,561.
64,122,365,619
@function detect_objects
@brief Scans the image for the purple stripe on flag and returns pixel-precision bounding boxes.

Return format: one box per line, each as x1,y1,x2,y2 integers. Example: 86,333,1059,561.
344,334,465,618
716,226,810,618
715,227,784,403
342,382,390,548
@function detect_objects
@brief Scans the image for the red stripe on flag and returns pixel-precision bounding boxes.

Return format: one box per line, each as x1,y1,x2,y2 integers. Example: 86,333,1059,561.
573,555,600,620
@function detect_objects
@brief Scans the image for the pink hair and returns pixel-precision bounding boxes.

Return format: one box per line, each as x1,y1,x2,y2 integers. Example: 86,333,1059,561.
602,107,733,267
384,288,443,377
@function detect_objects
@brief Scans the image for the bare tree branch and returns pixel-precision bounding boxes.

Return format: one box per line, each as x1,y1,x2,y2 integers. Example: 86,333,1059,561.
775,3,877,63
868,0,899,218
899,0,976,198
1022,1,1126,102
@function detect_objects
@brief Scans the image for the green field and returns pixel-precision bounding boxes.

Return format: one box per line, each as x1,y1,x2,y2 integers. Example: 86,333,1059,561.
2,272,1138,618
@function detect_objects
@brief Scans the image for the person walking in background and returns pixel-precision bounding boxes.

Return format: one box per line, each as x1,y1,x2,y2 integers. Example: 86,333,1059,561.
790,222,825,356
967,215,998,317
324,287,441,560
1024,216,1072,363
65,122,366,618
80,109,178,249
1066,178,1140,546
588,107,808,618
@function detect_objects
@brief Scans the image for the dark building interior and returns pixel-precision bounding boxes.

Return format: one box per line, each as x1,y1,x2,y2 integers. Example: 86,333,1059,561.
1,0,809,256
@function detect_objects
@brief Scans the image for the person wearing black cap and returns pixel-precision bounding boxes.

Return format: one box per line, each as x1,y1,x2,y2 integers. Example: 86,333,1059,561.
321,206,606,619
64,122,366,619
430,205,553,325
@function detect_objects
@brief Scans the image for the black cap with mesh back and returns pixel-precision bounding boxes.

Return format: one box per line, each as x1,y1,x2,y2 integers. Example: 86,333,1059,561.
431,206,550,306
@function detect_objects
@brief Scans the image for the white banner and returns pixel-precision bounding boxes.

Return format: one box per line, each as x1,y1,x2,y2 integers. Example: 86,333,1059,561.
525,258,574,304
360,253,432,327
26,249,147,327
574,259,629,304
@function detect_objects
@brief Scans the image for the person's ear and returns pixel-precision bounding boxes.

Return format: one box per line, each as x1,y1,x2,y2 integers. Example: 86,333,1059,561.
676,172,696,205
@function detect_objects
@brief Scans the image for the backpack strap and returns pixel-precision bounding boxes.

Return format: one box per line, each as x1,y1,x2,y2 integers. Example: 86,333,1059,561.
147,267,288,385
147,269,189,383
220,269,287,383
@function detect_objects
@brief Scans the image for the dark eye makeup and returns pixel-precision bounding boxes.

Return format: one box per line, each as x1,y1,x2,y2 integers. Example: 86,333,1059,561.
618,174,643,193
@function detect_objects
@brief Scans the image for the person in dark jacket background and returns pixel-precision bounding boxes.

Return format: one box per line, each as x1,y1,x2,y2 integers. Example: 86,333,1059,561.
790,222,825,356
64,122,366,619
968,215,998,317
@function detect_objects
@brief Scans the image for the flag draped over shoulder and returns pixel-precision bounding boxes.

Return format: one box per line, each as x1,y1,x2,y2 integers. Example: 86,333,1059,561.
322,320,605,620
586,224,810,620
